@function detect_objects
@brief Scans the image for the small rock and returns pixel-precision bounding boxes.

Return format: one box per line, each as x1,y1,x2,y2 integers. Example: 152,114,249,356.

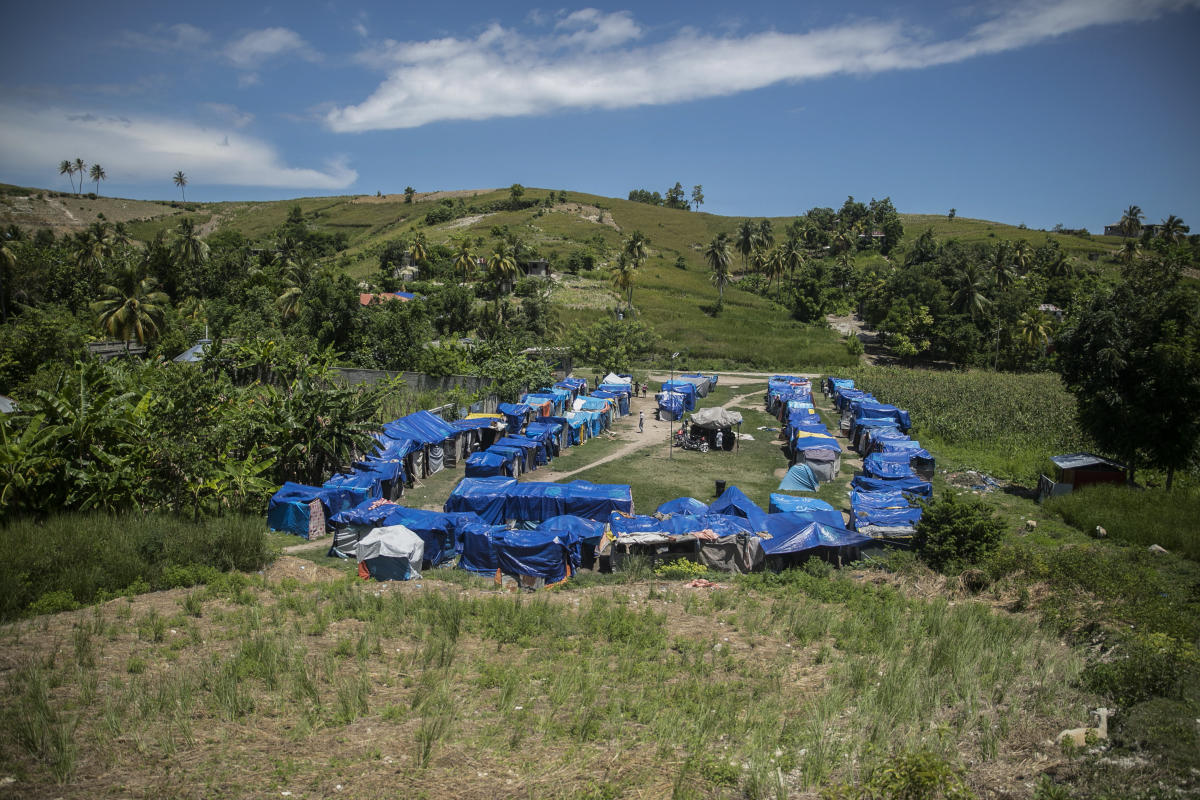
1148,544,1168,554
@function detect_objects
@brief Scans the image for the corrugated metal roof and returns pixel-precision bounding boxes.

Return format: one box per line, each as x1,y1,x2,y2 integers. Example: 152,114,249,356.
1050,452,1126,471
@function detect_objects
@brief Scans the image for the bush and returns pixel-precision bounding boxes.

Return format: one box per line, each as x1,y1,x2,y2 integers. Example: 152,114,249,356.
654,560,708,579
913,494,1005,572
1084,632,1200,706
822,749,974,800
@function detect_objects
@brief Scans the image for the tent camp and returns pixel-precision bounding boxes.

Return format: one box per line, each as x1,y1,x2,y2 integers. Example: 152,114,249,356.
689,407,742,451
793,448,840,482
492,527,580,588
767,494,843,526
851,474,933,498
777,463,819,492
659,380,698,411
268,483,333,538
656,392,686,421
357,525,424,581
759,519,872,562
656,497,709,517
457,523,505,575
465,450,516,478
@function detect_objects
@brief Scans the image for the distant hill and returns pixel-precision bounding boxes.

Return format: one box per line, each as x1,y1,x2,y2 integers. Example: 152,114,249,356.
0,182,1127,368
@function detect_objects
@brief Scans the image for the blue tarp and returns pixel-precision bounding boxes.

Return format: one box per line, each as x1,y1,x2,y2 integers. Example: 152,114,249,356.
659,381,697,411
322,472,382,514
851,503,923,532
851,474,933,498
493,436,541,470
375,506,480,566
444,478,633,524
862,452,916,479
849,490,913,509
708,485,770,532
767,494,842,526
656,392,685,416
656,497,709,516
457,523,505,575
665,514,756,537
855,401,911,431
453,417,500,432
778,464,819,491
267,482,334,537
566,410,605,437
538,515,606,546
608,513,665,537
382,410,457,445
498,403,531,435
760,519,873,555
492,527,580,584
792,431,843,454
592,390,630,416
353,457,403,486
465,451,513,477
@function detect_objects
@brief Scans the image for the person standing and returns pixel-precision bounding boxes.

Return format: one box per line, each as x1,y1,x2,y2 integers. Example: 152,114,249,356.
638,410,645,433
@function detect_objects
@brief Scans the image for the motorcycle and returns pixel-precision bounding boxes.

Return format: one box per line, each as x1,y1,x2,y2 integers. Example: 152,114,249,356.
673,428,710,453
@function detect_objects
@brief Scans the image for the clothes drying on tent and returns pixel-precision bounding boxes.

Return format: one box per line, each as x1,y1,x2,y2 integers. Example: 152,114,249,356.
357,525,424,581
778,464,819,492
656,496,710,517
268,482,334,538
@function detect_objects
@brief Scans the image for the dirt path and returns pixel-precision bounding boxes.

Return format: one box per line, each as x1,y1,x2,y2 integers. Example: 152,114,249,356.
825,312,885,365
537,385,765,482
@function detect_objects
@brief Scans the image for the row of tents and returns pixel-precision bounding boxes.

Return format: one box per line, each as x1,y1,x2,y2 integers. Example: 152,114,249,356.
825,378,934,540
656,373,718,420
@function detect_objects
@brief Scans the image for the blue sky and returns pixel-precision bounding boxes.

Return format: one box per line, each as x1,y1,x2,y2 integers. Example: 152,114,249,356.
1,0,1198,231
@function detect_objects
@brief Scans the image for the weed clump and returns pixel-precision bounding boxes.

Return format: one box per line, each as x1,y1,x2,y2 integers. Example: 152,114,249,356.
914,494,1004,572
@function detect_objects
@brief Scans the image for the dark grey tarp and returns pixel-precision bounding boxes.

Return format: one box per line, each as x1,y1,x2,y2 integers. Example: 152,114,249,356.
698,534,764,574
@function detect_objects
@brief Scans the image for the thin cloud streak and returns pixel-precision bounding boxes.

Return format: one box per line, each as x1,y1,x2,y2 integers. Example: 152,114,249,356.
0,105,356,189
327,0,1199,132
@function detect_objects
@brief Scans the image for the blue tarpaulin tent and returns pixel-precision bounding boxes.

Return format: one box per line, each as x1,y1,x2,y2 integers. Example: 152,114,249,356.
492,527,580,585
268,482,334,538
760,519,873,555
851,474,933,498
608,513,665,537
322,472,382,514
862,452,916,479
465,451,514,478
778,464,819,491
537,515,606,546
444,478,633,525
659,381,697,411
497,403,532,435
374,506,480,566
708,485,770,532
443,477,518,522
656,497,709,516
457,523,505,575
357,525,424,581
665,514,755,537
767,494,842,526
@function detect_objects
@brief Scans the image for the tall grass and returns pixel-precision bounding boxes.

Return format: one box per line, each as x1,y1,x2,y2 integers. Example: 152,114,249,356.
0,513,271,620
1046,484,1200,562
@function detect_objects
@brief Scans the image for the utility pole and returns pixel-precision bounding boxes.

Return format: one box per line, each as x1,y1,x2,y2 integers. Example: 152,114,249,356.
668,352,678,460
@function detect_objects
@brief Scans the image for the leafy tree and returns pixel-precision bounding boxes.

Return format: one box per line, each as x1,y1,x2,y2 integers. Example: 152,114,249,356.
509,183,525,202
471,338,554,404
691,185,704,211
88,164,105,195
664,181,688,210
609,252,638,311
1056,256,1200,488
404,186,415,204
351,297,432,371
91,264,171,347
567,317,658,376
914,494,1005,572
173,170,187,201
838,196,868,229
947,208,956,221
627,189,663,206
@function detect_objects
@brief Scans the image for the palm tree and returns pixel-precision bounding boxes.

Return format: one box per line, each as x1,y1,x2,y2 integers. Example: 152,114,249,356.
734,219,756,273
91,263,170,347
59,160,75,194
408,232,428,270
609,251,638,310
171,217,209,272
1018,310,1050,353
764,246,785,290
89,164,106,196
783,236,805,279
486,243,518,293
757,219,774,250
274,257,307,321
1119,204,1143,238
452,238,476,281
0,237,15,322
1116,239,1142,267
74,221,113,275
1012,241,1034,274
1157,214,1190,243
951,265,992,320
986,243,1017,291
749,245,769,276
173,171,188,202
72,159,86,196
624,230,649,268
705,234,732,306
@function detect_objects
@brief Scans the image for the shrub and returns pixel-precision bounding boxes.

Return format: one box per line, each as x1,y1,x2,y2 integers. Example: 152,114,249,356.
1084,632,1200,706
654,560,708,579
822,749,974,800
913,494,1005,572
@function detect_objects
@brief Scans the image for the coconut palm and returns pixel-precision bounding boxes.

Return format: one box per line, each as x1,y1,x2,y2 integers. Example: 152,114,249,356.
764,246,786,290
734,219,756,273
783,236,805,279
1117,239,1142,267
705,234,732,305
452,238,476,281
1018,310,1050,352
609,251,638,310
1157,214,1190,243
173,171,188,202
486,243,518,293
91,263,170,346
171,217,209,272
89,164,106,196
59,160,75,193
986,243,1017,291
1119,204,1143,238
951,265,992,320
757,219,774,250
1012,241,1034,274
72,159,86,195
624,230,649,268
74,222,113,274
408,232,428,269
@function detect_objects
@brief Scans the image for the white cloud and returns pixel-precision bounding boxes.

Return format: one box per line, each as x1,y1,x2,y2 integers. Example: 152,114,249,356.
0,105,356,189
118,23,211,53
202,102,254,128
224,27,320,69
327,0,1200,132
